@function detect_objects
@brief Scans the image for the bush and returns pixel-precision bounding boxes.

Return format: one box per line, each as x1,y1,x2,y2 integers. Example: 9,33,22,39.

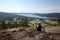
19,17,30,27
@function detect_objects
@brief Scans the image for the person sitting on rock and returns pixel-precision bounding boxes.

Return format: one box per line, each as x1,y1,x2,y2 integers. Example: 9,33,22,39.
36,23,42,32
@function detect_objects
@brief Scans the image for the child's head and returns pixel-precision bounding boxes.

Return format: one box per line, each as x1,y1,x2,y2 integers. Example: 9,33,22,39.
42,25,45,27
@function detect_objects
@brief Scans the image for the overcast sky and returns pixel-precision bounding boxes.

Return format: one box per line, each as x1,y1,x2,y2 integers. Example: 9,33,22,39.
0,0,60,13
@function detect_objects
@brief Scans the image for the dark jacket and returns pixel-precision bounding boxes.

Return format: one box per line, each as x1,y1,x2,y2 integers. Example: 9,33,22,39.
36,23,42,32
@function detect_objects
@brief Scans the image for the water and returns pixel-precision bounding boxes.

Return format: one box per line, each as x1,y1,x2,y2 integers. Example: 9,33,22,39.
17,13,47,19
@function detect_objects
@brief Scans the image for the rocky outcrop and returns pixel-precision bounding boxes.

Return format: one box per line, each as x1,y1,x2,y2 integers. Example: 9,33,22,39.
0,27,60,40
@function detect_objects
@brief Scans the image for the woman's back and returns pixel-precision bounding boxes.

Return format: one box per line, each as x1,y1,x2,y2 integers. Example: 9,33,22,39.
36,23,42,32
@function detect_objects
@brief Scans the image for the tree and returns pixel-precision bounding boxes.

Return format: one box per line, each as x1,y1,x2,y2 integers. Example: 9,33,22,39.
2,21,7,29
13,18,18,28
19,17,29,27
57,19,60,25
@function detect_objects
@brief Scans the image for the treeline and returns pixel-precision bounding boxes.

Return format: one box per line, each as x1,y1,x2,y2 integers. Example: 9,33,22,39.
0,17,60,29
0,17,30,29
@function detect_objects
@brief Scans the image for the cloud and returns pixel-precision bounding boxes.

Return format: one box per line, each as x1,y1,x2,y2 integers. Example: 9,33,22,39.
0,7,60,13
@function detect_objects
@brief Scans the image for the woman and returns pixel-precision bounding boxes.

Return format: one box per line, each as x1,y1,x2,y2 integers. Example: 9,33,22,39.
36,23,42,32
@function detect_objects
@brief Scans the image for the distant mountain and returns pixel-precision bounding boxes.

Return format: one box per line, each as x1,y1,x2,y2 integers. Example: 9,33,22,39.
0,12,60,21
0,12,25,21
0,12,39,21
33,13,60,20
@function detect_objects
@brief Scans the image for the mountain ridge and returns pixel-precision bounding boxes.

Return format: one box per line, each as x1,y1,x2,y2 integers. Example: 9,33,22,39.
0,12,60,20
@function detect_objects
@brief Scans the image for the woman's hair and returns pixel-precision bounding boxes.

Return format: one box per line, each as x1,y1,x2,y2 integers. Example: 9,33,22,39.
38,23,41,26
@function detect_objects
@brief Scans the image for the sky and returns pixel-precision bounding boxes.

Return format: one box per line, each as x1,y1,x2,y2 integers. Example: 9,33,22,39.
0,0,60,13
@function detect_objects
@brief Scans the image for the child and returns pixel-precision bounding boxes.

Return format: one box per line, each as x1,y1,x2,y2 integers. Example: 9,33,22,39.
42,25,46,33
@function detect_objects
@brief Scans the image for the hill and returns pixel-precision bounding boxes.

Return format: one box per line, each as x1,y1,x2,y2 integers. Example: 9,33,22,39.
0,12,25,21
0,12,60,20
33,13,60,20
